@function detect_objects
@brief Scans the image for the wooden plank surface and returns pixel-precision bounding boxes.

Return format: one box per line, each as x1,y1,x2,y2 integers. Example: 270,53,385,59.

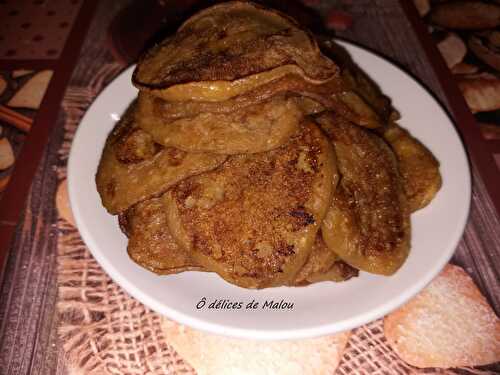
0,0,98,284
0,2,127,374
0,1,498,374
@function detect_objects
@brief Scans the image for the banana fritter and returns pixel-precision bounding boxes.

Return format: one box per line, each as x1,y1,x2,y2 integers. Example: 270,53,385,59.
120,198,202,274
95,102,227,214
319,38,394,126
132,2,338,99
122,199,358,284
122,199,357,284
163,121,336,288
137,93,302,154
382,123,442,212
136,73,346,122
316,113,411,276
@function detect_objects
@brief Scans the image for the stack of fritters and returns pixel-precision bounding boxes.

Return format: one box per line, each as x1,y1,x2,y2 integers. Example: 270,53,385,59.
96,2,442,289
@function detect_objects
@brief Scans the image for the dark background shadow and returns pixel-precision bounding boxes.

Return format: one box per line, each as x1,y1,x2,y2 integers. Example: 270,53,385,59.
108,0,331,64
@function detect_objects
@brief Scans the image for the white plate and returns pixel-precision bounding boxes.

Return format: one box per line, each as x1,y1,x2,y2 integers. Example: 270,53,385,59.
68,40,471,340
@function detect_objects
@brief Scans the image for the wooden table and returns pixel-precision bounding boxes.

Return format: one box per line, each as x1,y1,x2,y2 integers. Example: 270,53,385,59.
0,1,498,373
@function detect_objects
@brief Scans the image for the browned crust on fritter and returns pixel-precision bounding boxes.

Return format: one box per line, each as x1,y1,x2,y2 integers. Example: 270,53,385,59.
132,1,338,90
137,92,303,154
113,126,161,164
317,112,410,275
138,74,344,121
124,198,202,275
118,212,130,236
136,71,369,140
320,39,392,116
164,121,335,288
95,102,227,214
121,207,356,283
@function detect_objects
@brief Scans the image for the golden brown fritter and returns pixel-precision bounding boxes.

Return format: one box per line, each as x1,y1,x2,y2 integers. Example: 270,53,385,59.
95,102,227,214
121,202,356,283
382,123,442,212
316,113,411,276
132,2,338,99
293,233,358,285
137,92,303,154
319,38,398,129
320,39,441,212
136,73,344,120
121,198,202,275
121,202,356,284
336,91,384,129
163,121,336,288
320,38,394,123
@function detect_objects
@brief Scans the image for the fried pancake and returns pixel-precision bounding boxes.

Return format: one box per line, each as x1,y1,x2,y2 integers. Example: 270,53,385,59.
121,198,202,275
122,203,355,283
293,233,358,285
95,102,227,214
319,38,395,129
132,1,338,100
163,121,336,288
382,123,442,212
320,39,393,122
137,92,303,154
122,201,355,284
336,91,383,129
137,74,344,121
316,113,410,276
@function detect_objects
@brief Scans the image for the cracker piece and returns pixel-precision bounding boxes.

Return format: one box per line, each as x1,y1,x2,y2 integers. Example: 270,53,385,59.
162,319,351,375
384,264,500,368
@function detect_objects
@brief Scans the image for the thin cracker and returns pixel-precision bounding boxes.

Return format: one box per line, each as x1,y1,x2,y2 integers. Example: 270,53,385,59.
162,318,351,375
384,264,500,368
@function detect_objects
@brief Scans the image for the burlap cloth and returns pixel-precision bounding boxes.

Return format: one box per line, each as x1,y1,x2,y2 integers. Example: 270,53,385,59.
55,64,493,375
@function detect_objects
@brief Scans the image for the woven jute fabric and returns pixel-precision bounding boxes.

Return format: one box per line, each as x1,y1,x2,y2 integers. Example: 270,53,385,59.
55,64,492,375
